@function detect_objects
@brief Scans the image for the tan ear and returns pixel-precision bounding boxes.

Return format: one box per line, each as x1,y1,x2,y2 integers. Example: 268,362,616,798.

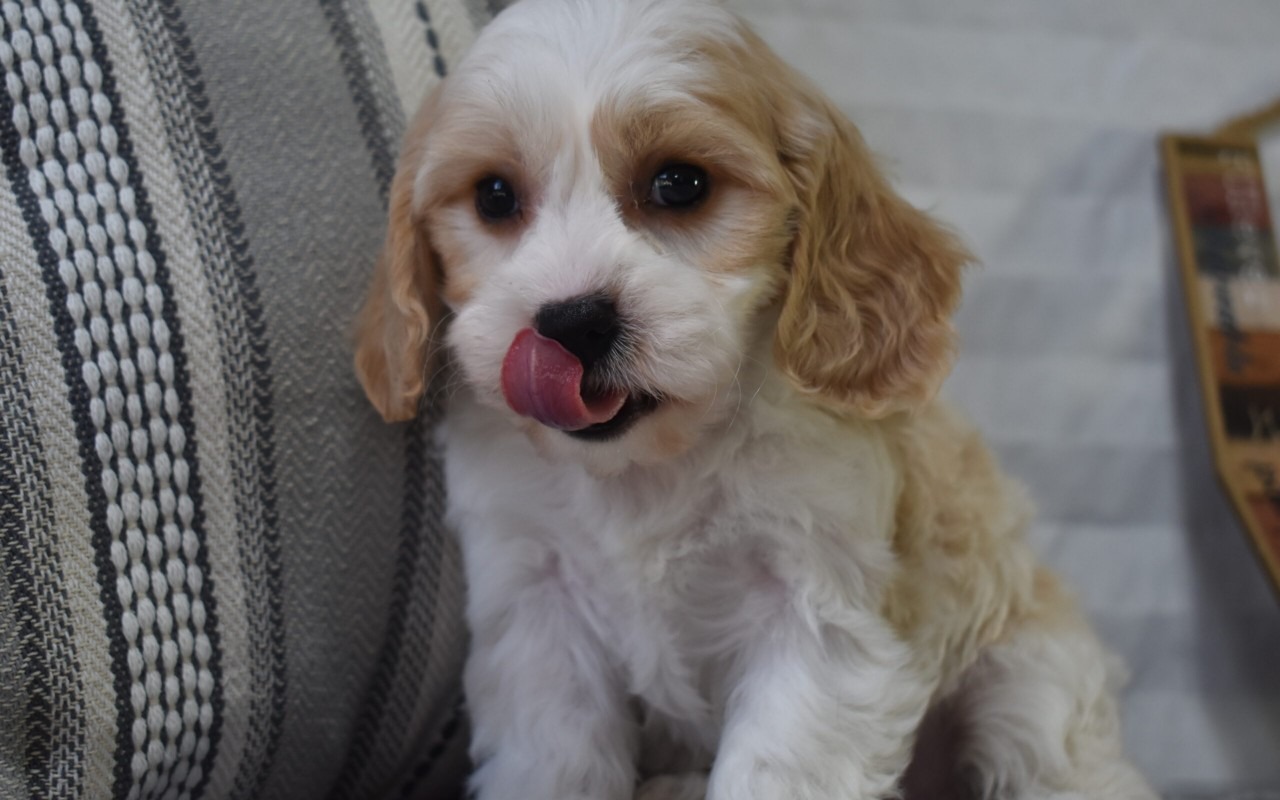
774,91,970,418
354,87,443,422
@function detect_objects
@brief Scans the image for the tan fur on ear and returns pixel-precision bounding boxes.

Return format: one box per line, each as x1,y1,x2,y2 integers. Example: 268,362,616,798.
774,90,971,418
354,87,443,422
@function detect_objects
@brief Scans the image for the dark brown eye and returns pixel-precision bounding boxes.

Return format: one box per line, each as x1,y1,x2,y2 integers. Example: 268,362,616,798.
649,164,707,208
476,176,519,220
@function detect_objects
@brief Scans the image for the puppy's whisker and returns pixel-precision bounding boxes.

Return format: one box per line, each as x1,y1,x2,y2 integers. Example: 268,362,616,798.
725,355,746,431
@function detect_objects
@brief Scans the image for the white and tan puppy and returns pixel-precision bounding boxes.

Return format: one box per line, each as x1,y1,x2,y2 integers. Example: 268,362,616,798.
354,1,1156,798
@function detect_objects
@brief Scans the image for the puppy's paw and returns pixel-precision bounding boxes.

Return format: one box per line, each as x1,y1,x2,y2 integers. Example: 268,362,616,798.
635,773,708,800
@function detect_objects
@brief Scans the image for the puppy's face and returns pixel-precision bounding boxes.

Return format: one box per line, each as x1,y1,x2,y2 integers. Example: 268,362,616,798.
356,0,969,473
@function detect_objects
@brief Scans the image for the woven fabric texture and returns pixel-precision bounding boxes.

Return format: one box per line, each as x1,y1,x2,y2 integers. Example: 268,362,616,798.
0,1,484,798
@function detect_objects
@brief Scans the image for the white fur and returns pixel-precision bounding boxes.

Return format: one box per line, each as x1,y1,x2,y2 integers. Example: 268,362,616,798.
377,1,1160,798
445,370,930,799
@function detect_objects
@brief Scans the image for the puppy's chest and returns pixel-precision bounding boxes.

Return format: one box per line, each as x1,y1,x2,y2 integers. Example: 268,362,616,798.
554,506,783,718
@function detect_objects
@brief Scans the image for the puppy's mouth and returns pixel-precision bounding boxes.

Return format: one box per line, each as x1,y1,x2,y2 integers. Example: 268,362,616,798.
500,328,658,440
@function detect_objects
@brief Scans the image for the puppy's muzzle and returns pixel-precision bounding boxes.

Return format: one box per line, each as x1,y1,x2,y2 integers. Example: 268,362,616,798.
501,292,659,440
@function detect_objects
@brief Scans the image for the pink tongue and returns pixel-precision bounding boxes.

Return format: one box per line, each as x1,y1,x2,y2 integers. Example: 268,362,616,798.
501,328,627,431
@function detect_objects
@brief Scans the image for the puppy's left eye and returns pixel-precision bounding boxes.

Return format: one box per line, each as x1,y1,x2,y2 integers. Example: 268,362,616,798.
476,176,520,220
649,164,707,208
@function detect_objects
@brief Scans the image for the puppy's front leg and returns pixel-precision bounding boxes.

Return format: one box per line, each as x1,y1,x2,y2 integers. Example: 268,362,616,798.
464,547,636,800
709,607,927,800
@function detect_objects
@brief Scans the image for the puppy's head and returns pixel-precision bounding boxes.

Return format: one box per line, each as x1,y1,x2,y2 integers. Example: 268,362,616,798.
355,0,969,471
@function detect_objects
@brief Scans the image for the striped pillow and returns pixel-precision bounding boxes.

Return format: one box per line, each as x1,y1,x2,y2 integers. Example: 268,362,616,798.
0,1,487,798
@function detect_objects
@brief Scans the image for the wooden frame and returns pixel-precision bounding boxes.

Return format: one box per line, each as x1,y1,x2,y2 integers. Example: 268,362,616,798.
1162,106,1280,596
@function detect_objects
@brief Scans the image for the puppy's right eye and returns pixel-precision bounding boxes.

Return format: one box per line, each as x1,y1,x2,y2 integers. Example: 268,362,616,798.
475,176,519,220
649,164,707,208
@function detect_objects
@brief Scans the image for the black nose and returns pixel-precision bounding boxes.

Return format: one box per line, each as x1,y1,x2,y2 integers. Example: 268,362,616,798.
534,294,620,369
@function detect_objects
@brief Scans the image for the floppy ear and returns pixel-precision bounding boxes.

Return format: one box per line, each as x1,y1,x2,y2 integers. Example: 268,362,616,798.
774,89,970,418
354,88,443,422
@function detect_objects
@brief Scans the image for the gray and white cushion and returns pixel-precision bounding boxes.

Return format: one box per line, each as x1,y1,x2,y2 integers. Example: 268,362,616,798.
0,1,485,798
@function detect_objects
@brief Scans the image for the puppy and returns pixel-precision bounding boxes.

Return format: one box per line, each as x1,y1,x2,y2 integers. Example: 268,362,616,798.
354,1,1157,798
